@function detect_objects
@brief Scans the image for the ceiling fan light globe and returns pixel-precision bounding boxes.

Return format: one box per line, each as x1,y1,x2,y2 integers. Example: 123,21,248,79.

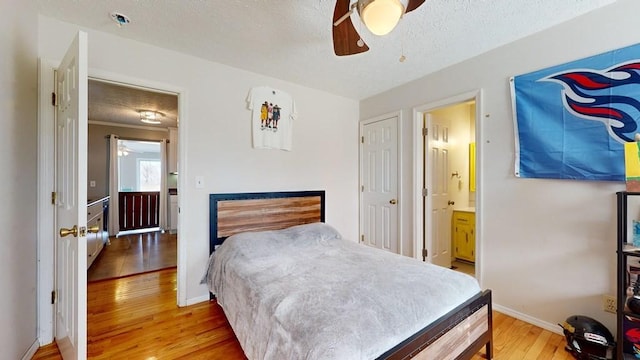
360,0,404,36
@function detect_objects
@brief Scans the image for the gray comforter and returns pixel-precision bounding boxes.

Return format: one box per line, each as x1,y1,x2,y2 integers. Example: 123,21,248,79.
203,222,481,360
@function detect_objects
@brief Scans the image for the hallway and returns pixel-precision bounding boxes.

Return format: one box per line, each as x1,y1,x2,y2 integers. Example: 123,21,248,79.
87,231,176,282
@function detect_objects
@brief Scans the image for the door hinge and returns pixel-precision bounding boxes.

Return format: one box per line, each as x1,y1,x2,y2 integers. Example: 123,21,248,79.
361,185,364,192
51,191,57,205
361,234,364,243
51,290,57,304
422,127,428,137
51,92,57,107
361,136,364,144
422,248,428,258
422,188,428,197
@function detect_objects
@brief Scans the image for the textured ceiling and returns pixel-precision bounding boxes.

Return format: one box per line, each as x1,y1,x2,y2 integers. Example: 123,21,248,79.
37,0,618,101
88,80,178,128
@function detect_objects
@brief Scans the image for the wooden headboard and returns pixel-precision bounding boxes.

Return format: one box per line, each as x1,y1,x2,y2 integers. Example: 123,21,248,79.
209,190,326,253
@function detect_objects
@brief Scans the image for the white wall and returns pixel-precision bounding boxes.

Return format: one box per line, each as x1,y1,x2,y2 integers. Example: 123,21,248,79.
361,0,633,333
0,0,39,358
38,16,359,306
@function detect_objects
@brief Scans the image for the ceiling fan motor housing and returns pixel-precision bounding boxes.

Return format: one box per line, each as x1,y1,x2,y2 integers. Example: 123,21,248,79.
332,0,424,56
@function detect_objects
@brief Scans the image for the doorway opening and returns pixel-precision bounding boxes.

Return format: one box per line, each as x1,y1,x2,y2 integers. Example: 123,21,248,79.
86,79,179,282
37,50,186,349
117,139,162,233
413,90,481,281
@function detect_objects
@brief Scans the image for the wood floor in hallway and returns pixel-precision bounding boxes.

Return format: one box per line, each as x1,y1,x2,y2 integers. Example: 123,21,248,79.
87,231,176,282
33,268,575,359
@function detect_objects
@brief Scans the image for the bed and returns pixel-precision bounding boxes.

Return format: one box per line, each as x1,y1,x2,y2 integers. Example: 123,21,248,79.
204,190,493,359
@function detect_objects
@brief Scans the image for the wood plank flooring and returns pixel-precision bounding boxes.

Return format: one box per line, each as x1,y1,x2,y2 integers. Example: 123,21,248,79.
34,268,244,360
33,268,574,359
87,231,176,282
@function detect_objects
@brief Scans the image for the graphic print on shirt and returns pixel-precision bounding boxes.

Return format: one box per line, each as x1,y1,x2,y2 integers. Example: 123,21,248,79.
260,101,282,132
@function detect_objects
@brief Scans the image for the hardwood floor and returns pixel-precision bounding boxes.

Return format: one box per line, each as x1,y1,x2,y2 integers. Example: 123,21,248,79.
33,268,244,360
33,268,574,360
87,231,177,282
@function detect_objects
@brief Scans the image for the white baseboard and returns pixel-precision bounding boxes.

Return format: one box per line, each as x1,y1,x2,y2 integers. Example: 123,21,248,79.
185,294,211,306
493,303,563,335
21,339,40,360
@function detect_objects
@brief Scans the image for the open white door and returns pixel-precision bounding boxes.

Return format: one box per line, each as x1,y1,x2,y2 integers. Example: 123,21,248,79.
55,31,88,359
361,116,399,254
424,113,452,269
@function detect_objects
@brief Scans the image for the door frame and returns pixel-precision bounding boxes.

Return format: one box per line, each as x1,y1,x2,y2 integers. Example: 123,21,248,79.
412,90,483,283
37,61,188,344
359,111,403,254
37,58,58,345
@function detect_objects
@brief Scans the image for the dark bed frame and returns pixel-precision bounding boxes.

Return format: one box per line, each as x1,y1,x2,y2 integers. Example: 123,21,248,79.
209,190,493,360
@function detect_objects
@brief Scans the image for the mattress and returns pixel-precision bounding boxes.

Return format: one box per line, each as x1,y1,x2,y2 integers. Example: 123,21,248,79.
203,222,481,360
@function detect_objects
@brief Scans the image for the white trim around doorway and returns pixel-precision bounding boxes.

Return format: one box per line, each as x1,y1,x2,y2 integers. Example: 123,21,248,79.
36,60,189,345
412,89,484,287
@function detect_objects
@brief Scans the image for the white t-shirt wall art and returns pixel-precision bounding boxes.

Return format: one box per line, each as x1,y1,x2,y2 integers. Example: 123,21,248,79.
246,86,297,151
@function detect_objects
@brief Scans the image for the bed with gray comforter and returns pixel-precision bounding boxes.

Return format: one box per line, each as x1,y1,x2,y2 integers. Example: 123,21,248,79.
203,222,481,360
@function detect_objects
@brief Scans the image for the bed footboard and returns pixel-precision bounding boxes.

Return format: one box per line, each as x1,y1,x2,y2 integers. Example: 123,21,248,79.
377,289,493,360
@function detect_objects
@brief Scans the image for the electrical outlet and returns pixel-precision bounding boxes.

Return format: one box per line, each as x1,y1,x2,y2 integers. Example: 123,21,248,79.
603,295,617,313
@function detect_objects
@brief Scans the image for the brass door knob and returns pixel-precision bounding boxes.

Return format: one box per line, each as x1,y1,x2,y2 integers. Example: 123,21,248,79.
389,199,397,205
448,200,455,205
59,225,78,238
87,225,100,233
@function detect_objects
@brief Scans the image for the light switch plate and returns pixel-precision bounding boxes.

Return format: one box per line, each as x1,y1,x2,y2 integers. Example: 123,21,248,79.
195,176,204,188
89,180,96,187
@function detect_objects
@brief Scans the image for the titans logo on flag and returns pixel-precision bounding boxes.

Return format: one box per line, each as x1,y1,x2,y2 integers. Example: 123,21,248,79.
544,62,640,143
512,43,640,181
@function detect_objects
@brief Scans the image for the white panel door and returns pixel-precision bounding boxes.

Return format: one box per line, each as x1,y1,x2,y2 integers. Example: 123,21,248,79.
361,116,398,253
425,113,452,269
55,31,88,360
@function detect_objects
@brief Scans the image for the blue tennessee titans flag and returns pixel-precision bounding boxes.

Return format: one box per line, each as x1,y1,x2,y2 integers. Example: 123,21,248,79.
511,43,640,181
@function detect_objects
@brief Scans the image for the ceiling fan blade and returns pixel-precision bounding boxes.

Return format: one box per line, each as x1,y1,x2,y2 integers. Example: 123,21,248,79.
405,0,426,13
332,0,369,56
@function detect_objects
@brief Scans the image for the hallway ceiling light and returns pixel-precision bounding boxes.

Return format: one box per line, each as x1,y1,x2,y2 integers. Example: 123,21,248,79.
139,110,162,125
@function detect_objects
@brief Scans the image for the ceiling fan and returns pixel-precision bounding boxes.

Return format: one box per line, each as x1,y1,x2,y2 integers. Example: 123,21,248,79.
332,0,426,56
